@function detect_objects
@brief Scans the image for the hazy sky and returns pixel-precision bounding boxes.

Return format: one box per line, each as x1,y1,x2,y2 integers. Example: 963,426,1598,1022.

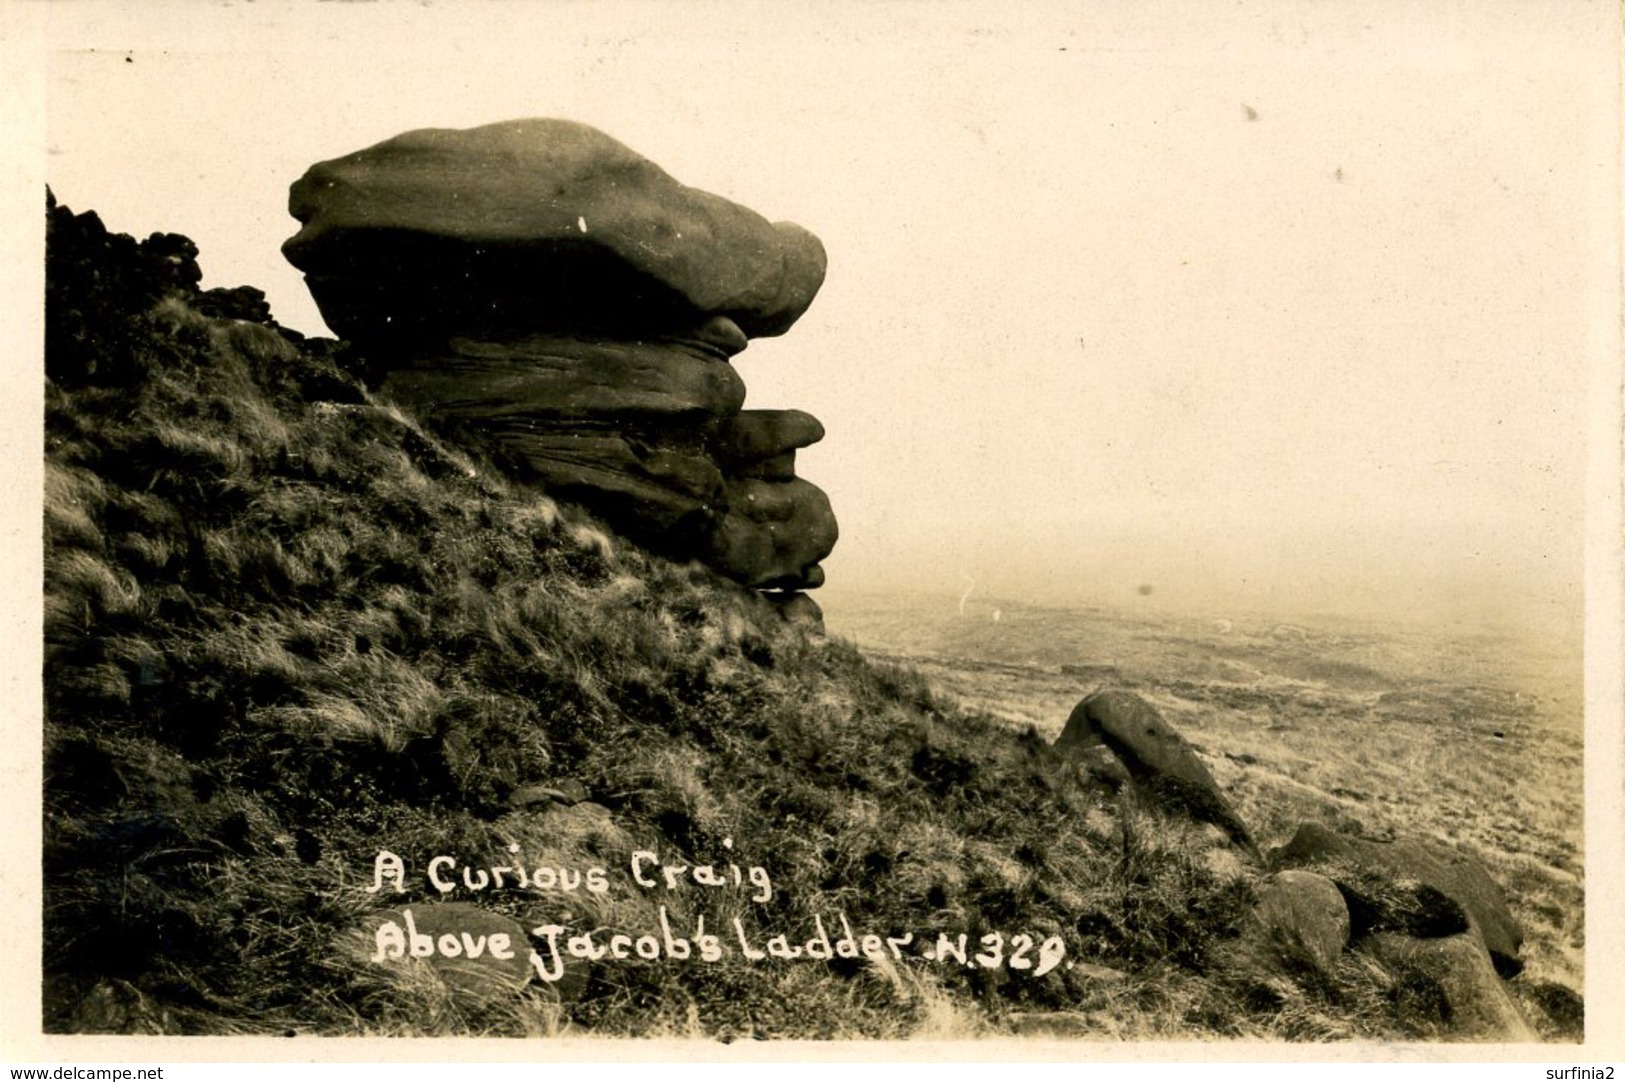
23,1,1620,634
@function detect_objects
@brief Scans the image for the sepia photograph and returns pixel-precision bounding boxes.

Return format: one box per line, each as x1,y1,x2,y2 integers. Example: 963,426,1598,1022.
4,0,1621,1063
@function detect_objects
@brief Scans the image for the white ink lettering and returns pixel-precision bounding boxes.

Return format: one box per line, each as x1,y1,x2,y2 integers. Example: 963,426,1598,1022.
804,915,833,959
734,917,766,959
1034,935,1067,978
368,850,406,894
529,925,565,982
630,851,659,888
695,915,723,962
372,919,405,961
659,906,691,960
426,856,456,894
936,932,968,966
975,931,1004,969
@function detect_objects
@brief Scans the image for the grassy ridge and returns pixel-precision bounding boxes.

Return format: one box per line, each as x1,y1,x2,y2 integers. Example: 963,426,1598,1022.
43,196,1505,1040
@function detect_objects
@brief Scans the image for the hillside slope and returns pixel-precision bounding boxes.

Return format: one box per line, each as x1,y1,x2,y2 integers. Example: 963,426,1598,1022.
40,196,1560,1041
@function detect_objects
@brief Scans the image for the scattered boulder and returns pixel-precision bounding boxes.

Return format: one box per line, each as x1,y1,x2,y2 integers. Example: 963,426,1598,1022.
1071,961,1130,983
283,119,838,602
1245,869,1350,976
1366,932,1536,1042
550,778,591,805
1055,690,1259,857
509,779,588,809
365,903,533,1001
511,786,568,809
1269,822,1523,976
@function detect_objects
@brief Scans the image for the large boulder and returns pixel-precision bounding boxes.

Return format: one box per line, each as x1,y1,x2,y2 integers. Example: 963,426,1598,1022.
1056,690,1258,857
1269,822,1524,976
378,333,747,537
283,118,827,344
489,432,725,538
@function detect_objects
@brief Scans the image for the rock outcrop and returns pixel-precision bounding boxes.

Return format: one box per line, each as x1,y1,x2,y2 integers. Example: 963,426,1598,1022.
1269,822,1524,977
1265,821,1535,1040
1366,932,1536,1041
282,119,837,612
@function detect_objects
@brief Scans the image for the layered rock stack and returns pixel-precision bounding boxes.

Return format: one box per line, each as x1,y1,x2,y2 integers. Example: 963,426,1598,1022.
281,119,836,617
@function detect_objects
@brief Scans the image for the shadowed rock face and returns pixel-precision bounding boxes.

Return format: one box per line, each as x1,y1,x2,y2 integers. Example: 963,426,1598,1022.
283,119,837,606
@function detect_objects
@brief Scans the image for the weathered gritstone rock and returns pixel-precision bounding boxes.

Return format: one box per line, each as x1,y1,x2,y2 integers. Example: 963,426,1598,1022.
706,477,838,590
705,410,836,591
1246,869,1350,976
283,119,827,343
1055,690,1259,858
1269,822,1524,977
1366,932,1536,1042
715,409,826,480
382,335,750,426
284,119,838,599
1070,742,1132,790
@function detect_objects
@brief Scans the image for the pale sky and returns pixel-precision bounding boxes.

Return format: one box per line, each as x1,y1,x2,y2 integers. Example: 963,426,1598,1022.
23,0,1621,635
